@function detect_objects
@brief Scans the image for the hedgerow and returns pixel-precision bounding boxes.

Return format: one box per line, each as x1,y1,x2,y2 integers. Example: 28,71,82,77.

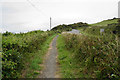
62,33,120,78
2,30,54,78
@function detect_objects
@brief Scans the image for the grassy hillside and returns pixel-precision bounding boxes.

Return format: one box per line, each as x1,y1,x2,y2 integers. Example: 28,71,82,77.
90,18,118,26
51,18,119,36
78,18,120,36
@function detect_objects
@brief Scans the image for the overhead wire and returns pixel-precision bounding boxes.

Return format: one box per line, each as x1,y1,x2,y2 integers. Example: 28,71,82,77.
26,0,52,30
26,0,49,17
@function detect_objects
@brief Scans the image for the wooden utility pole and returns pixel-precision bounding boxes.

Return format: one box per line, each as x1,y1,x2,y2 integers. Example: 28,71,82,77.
50,17,52,30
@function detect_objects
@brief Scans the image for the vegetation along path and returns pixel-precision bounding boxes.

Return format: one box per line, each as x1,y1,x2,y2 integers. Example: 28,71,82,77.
38,35,59,78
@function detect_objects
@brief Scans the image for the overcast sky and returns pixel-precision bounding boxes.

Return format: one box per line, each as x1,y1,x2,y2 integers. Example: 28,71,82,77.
0,0,120,33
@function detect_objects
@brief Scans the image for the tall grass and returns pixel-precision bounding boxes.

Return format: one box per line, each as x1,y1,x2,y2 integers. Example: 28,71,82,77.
60,33,120,78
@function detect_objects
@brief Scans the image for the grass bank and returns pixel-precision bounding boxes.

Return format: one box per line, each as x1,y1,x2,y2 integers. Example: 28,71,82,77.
57,34,86,78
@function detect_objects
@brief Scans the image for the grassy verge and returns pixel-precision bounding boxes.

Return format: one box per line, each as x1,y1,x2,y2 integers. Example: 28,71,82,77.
57,34,71,78
21,34,57,78
57,34,88,78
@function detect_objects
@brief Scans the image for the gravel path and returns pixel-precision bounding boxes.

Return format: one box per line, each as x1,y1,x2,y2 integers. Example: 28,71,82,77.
38,35,59,78
62,29,80,34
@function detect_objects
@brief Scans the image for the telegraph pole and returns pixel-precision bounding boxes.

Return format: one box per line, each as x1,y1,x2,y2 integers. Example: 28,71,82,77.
118,1,120,24
118,1,120,65
118,1,120,34
50,17,52,30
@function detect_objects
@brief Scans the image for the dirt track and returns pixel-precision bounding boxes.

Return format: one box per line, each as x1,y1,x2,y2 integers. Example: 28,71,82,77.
38,35,59,78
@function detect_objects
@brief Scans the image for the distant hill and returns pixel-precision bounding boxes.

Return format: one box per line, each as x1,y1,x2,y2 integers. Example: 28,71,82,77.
51,22,88,32
90,18,118,26
51,18,119,33
79,18,120,36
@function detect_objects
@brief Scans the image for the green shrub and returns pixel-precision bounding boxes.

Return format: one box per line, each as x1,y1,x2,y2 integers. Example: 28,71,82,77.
62,33,120,78
2,31,55,78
